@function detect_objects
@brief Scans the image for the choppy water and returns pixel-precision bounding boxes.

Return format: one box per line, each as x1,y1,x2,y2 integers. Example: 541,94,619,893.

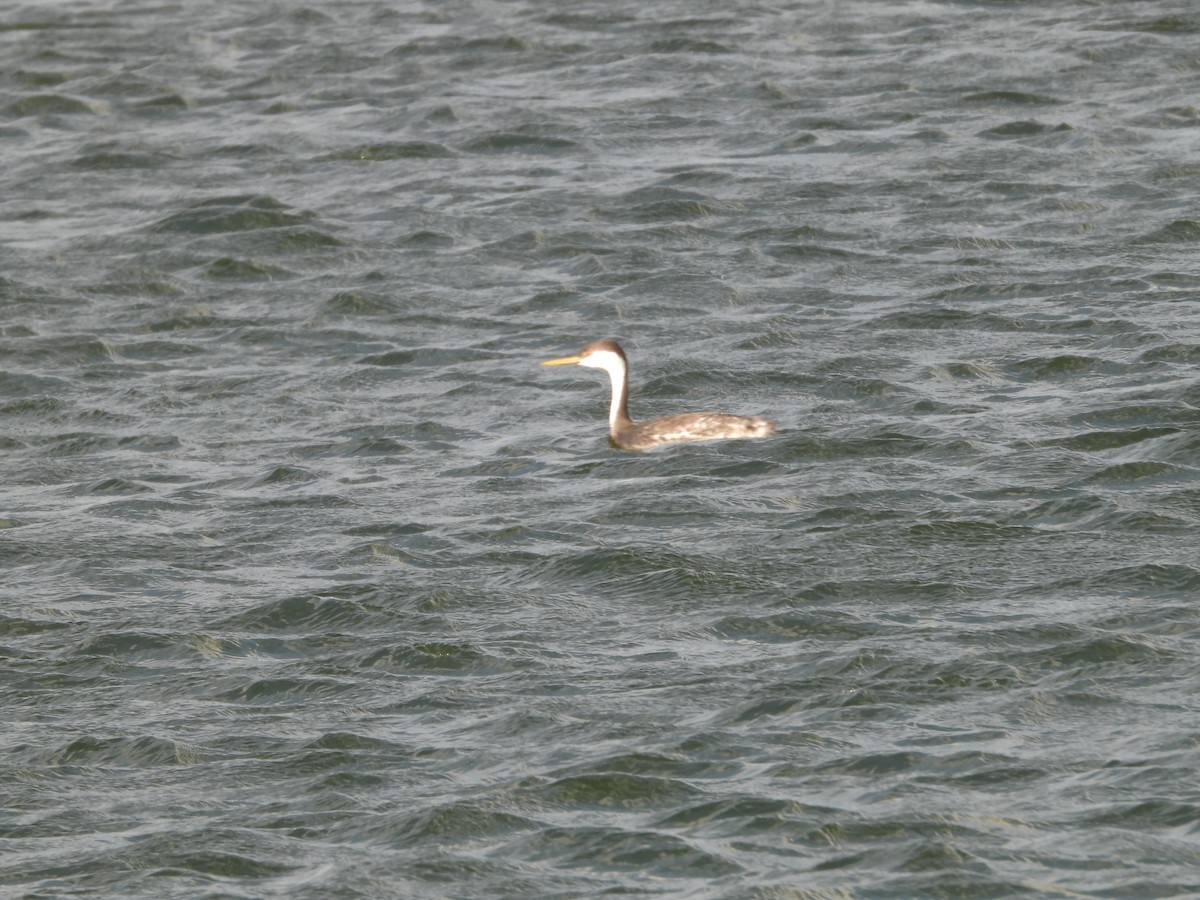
4,1,1200,896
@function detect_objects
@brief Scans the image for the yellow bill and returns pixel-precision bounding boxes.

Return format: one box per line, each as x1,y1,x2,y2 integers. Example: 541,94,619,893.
541,355,582,366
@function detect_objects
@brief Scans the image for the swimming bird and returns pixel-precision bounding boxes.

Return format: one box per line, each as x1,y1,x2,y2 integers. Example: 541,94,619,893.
541,340,775,450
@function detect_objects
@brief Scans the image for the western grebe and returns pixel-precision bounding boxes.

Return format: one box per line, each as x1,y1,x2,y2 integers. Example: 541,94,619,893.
541,340,775,450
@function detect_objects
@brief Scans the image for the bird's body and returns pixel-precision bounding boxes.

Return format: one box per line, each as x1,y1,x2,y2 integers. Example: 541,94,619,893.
541,340,775,450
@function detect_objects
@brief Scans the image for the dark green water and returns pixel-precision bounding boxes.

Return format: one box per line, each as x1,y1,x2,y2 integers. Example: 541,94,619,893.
3,1,1200,896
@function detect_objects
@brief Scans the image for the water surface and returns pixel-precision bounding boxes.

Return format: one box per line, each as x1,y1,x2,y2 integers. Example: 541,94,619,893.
3,1,1200,896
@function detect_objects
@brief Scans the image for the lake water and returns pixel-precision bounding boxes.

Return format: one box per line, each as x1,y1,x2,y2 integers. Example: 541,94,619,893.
3,1,1200,896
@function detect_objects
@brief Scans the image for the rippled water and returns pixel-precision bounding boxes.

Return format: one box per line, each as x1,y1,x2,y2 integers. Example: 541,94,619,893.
4,1,1200,896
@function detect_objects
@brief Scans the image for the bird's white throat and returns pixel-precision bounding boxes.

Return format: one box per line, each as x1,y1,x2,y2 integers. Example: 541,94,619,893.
578,350,629,428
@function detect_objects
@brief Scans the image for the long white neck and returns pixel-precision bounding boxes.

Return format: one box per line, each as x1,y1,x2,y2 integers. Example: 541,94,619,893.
606,361,628,428
581,350,632,428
